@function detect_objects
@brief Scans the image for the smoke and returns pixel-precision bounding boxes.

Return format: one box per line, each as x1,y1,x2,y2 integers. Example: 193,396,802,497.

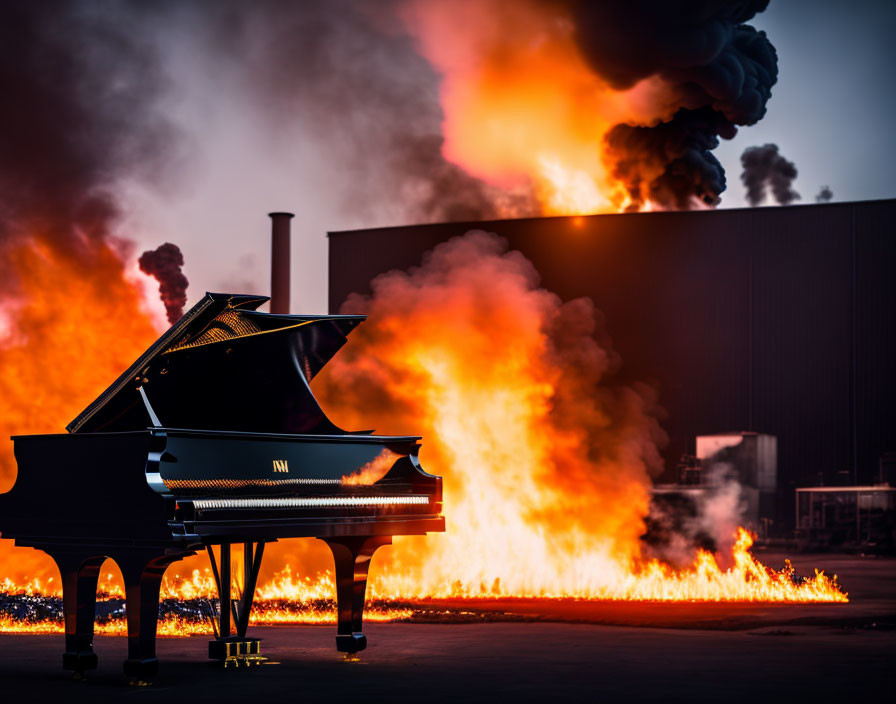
138,243,189,324
0,1,175,262
314,230,667,592
574,1,778,209
185,0,527,225
604,108,730,210
740,143,800,206
698,463,747,557
816,185,834,203
645,462,746,567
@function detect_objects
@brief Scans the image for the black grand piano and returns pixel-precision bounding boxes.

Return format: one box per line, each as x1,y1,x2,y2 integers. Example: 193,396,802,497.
0,292,444,680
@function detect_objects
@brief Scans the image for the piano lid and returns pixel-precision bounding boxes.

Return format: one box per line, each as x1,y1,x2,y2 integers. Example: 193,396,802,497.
67,292,366,435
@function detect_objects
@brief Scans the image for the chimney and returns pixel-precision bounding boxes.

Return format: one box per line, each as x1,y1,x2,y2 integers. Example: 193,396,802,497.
269,212,294,314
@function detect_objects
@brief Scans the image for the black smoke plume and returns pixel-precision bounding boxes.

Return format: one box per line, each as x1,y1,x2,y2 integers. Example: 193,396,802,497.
139,244,189,324
740,144,800,206
573,0,778,209
816,186,833,203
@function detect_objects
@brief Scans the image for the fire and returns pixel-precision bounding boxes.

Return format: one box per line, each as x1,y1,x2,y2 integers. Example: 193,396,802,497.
316,232,847,604
0,229,161,584
399,0,675,214
341,449,400,485
0,227,846,639
0,528,847,638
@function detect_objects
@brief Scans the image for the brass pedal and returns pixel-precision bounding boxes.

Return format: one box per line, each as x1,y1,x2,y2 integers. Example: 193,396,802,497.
222,654,267,669
209,638,262,662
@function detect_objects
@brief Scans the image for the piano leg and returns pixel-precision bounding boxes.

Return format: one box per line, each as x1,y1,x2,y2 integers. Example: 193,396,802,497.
116,551,191,682
51,553,105,676
322,536,391,656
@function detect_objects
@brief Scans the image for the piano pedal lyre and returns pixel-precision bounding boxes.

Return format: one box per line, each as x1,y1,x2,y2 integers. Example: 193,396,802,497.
207,542,268,669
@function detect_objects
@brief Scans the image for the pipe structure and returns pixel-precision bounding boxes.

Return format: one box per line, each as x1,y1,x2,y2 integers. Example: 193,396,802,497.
269,212,294,314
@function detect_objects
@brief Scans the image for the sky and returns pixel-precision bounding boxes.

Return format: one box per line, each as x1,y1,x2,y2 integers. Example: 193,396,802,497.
109,0,896,319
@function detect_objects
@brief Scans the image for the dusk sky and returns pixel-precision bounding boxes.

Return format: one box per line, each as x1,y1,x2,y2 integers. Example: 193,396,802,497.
26,0,896,319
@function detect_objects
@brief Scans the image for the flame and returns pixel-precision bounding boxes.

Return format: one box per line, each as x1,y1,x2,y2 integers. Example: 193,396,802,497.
0,230,161,584
0,228,846,639
399,0,676,214
315,232,848,604
0,529,846,638
341,449,400,485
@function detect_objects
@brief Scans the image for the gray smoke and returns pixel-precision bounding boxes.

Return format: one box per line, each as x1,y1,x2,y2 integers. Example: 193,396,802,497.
187,0,528,225
573,1,778,209
214,0,778,215
644,461,747,567
138,243,189,324
740,144,800,206
0,0,783,237
816,185,834,203
0,0,176,278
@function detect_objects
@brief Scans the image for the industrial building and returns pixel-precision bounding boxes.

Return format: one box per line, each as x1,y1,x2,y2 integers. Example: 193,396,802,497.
328,199,896,535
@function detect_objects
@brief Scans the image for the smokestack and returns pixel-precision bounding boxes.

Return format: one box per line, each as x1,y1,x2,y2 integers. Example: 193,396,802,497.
269,212,294,314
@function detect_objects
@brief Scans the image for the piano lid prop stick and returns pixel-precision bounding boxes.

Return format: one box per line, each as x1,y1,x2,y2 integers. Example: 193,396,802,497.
137,386,162,427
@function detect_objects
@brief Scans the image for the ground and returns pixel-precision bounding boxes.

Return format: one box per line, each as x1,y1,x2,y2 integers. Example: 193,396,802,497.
1,552,893,703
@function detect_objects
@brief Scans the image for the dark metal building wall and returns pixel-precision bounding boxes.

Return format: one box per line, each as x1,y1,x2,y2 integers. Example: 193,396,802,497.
748,206,854,516
855,201,896,484
328,200,896,530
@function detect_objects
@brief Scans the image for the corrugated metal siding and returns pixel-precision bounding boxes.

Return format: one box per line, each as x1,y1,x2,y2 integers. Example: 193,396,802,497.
328,200,896,530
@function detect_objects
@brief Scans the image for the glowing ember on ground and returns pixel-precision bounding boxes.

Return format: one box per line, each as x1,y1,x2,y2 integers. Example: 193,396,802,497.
0,529,846,637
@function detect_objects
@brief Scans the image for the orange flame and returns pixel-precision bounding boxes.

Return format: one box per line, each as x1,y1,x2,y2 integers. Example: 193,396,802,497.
1,228,846,639
316,232,847,604
399,0,678,214
341,449,400,485
0,230,161,584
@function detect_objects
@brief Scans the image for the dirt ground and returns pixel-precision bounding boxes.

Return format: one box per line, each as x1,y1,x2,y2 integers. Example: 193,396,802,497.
1,552,893,703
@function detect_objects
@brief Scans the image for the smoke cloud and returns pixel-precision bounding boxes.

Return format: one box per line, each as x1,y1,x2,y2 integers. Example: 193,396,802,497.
138,243,189,324
816,185,834,203
0,1,175,261
644,462,747,567
397,0,778,212
740,143,800,206
315,230,667,593
574,0,778,209
189,0,526,225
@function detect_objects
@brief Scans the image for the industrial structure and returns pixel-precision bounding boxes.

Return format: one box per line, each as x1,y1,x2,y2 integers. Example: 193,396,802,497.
328,199,896,534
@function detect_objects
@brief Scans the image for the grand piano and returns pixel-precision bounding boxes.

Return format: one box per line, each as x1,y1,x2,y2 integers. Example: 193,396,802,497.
0,292,444,680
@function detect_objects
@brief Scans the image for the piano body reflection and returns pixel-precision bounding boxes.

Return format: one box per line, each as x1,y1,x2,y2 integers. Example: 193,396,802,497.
0,293,444,679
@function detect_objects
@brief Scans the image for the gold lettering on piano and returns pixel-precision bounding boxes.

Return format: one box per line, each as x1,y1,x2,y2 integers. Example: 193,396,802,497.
272,459,289,473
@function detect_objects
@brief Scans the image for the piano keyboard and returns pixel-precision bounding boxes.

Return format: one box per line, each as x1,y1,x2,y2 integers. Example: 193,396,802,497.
191,496,430,510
